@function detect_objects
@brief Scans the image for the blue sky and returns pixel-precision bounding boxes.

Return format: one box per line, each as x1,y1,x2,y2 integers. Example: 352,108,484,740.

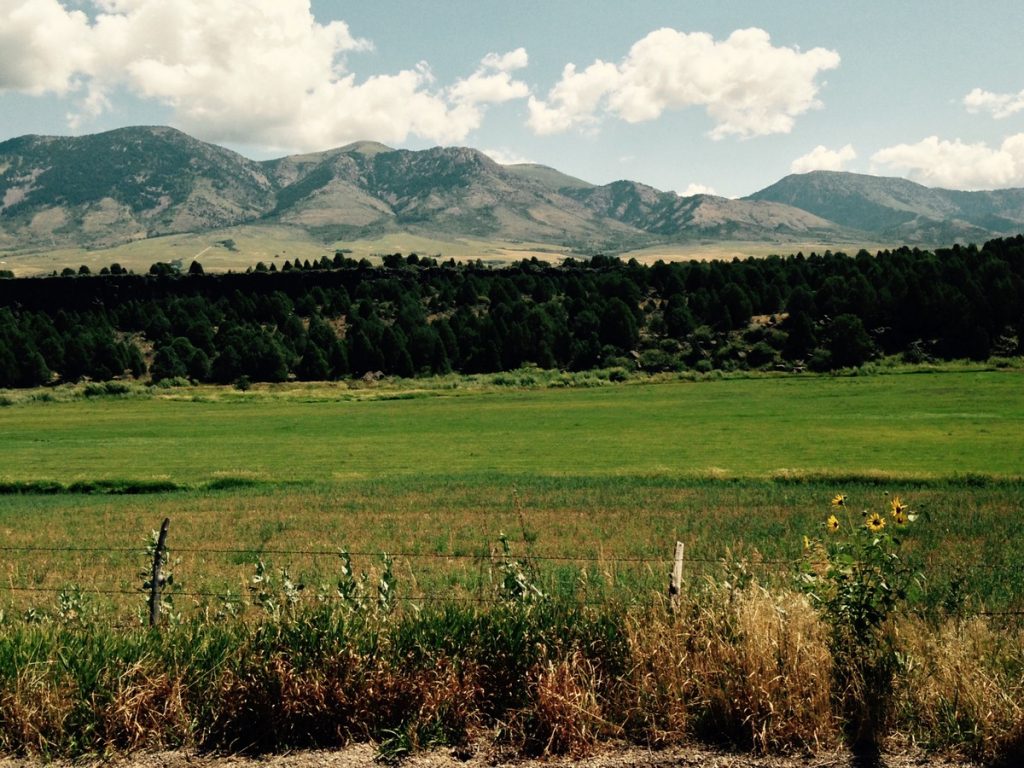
2,0,1024,197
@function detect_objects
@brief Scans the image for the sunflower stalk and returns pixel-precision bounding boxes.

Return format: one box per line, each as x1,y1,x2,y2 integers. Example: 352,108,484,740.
800,492,923,755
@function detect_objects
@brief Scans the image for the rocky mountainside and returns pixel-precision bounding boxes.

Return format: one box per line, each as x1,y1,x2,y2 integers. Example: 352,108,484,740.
0,126,274,248
563,180,840,240
3,126,1024,253
746,170,1024,243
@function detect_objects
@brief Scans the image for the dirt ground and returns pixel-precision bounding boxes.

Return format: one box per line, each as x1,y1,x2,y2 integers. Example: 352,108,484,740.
0,741,984,768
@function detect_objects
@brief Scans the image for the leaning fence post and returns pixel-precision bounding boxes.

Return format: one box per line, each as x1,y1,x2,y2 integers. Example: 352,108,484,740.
668,541,684,610
149,517,170,628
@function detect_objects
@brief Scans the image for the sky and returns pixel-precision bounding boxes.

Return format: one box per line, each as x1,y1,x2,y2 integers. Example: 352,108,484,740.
2,0,1024,198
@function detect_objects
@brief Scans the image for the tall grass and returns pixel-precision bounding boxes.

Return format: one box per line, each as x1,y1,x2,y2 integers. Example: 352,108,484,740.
0,587,1019,762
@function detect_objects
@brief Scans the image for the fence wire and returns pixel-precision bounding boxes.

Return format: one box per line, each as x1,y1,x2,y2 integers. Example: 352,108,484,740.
1,541,1021,618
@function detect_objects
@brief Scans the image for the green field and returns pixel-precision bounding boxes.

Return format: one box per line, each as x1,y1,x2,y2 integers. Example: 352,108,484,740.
1,370,1021,616
3,370,1022,483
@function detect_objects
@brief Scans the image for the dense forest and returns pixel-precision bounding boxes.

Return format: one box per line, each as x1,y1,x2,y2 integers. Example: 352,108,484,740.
1,237,1023,389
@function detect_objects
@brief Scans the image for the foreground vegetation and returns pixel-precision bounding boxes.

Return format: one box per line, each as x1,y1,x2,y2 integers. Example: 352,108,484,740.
1,577,1021,763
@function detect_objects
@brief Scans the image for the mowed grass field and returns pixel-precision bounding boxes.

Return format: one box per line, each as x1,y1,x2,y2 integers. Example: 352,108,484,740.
1,369,1022,616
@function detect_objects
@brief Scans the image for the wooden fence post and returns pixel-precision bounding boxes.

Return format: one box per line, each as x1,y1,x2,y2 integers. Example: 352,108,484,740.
669,541,684,609
149,517,170,628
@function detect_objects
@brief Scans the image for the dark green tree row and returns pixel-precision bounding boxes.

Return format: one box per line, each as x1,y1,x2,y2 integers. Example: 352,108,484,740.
0,307,145,387
1,237,1022,388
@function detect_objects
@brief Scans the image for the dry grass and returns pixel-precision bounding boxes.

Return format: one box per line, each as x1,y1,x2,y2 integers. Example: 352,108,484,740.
621,587,836,754
523,651,607,756
897,616,1024,763
100,662,190,751
0,668,76,756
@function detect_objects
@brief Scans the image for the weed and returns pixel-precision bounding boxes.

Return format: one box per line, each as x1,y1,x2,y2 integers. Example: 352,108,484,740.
495,534,544,604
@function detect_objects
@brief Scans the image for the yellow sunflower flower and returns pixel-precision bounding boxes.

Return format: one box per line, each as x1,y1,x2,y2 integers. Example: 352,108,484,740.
826,514,841,533
831,493,847,508
865,512,886,533
890,495,911,525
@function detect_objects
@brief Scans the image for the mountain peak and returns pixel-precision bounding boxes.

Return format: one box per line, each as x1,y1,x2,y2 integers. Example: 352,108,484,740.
338,140,395,156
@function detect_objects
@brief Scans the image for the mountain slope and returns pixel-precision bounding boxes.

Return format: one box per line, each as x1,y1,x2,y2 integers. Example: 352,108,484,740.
0,126,274,247
565,180,840,240
5,127,1024,256
261,144,646,248
747,170,1024,242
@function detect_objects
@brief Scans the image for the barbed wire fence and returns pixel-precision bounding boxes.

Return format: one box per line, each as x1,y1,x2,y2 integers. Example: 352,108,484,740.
1,519,1022,624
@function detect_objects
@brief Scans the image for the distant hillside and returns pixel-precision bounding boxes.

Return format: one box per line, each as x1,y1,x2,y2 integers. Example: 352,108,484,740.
3,127,1024,255
564,180,840,240
0,126,273,248
263,143,645,250
746,170,1024,243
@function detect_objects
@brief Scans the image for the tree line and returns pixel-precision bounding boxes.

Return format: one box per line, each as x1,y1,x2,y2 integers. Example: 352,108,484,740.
1,237,1022,389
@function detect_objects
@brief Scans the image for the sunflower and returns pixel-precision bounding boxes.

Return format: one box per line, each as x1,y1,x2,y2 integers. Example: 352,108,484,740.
890,495,911,525
831,493,847,508
826,514,841,533
865,512,886,533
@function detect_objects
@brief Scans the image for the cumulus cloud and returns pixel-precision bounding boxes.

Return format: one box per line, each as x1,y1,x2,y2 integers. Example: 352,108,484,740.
790,143,856,173
0,0,94,94
964,87,1024,119
479,147,533,165
680,182,716,196
870,134,1024,189
0,0,531,150
527,27,839,139
449,46,529,106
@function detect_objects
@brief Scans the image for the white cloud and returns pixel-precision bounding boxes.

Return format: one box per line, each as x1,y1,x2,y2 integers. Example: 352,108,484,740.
680,182,716,196
527,60,621,135
0,0,532,150
790,143,856,173
481,48,529,73
527,27,839,139
480,147,533,165
449,46,529,106
964,87,1024,119
870,134,1024,189
0,0,94,94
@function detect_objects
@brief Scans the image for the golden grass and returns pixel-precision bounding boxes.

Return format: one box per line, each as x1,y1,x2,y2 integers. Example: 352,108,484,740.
0,228,575,276
101,662,190,751
0,667,75,755
524,650,606,756
618,239,904,265
898,616,1024,762
623,587,836,753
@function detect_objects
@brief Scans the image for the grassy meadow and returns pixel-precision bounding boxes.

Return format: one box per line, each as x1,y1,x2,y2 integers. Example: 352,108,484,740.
2,369,1022,483
0,368,1023,760
0,368,1021,616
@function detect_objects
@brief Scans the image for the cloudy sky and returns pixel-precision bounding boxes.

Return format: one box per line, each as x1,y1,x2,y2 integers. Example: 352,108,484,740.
2,0,1024,197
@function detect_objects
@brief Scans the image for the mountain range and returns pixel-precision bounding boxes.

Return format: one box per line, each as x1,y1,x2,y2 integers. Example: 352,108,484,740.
2,125,1024,255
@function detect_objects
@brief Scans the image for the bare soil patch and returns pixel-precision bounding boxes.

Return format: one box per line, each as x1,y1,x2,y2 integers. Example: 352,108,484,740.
0,742,982,768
